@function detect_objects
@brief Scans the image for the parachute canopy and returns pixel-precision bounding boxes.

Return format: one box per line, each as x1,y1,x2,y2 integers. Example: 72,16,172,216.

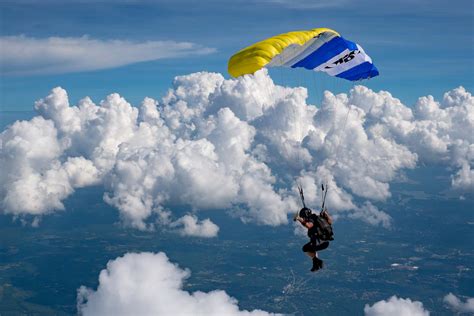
228,28,379,81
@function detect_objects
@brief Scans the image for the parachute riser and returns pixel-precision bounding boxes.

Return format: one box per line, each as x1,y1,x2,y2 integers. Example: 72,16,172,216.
320,183,328,214
298,184,306,209
293,184,306,221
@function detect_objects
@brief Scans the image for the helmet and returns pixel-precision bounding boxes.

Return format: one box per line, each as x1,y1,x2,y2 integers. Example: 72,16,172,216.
299,207,312,219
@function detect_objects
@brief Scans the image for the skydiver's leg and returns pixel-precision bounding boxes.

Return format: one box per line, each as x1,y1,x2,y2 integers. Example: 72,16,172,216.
305,251,316,258
313,241,329,252
305,241,329,258
303,241,321,271
302,242,316,258
312,241,329,271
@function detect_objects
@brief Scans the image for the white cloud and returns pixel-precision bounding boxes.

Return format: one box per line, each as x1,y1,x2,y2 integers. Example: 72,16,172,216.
170,214,220,238
451,161,474,191
364,296,429,316
348,202,392,229
0,116,99,215
0,35,216,75
295,168,356,212
77,252,280,316
443,293,474,314
349,85,473,192
1,70,472,230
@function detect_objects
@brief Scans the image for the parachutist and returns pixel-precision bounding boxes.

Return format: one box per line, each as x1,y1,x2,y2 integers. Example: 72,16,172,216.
296,208,333,272
295,185,334,272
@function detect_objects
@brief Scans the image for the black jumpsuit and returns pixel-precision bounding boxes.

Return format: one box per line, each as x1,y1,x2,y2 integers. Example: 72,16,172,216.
302,214,330,253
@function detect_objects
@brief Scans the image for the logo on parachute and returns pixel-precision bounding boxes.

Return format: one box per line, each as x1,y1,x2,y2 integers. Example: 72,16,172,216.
324,50,361,69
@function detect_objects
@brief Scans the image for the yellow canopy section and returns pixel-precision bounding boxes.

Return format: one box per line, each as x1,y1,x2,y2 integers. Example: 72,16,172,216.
228,28,339,78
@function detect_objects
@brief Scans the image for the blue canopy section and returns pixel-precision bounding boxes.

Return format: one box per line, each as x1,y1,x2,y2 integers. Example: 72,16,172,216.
290,36,379,81
336,62,379,81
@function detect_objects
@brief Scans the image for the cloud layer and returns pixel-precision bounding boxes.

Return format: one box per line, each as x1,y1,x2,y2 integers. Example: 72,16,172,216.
77,252,279,316
76,252,472,315
1,70,472,233
0,35,216,75
443,293,474,313
364,296,429,316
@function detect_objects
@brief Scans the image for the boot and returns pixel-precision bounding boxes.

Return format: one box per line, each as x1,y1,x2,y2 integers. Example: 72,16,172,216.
311,257,323,272
318,258,324,269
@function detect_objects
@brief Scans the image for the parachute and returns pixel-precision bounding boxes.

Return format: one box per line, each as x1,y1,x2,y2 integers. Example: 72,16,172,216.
228,28,378,81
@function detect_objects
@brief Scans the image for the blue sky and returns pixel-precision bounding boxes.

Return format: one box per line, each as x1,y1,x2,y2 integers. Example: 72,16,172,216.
0,0,473,110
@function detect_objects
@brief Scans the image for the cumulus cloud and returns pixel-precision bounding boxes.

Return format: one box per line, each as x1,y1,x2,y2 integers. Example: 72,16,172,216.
451,162,474,191
348,85,473,192
443,293,474,314
0,35,216,75
77,252,279,316
0,116,100,215
364,296,429,316
170,214,220,238
348,202,392,229
1,70,472,231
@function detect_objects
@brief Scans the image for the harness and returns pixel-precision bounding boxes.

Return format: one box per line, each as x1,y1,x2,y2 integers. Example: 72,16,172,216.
297,183,334,241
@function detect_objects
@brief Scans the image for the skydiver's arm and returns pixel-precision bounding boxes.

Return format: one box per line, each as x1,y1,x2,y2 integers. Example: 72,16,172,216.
326,214,333,225
321,210,333,225
296,217,314,229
